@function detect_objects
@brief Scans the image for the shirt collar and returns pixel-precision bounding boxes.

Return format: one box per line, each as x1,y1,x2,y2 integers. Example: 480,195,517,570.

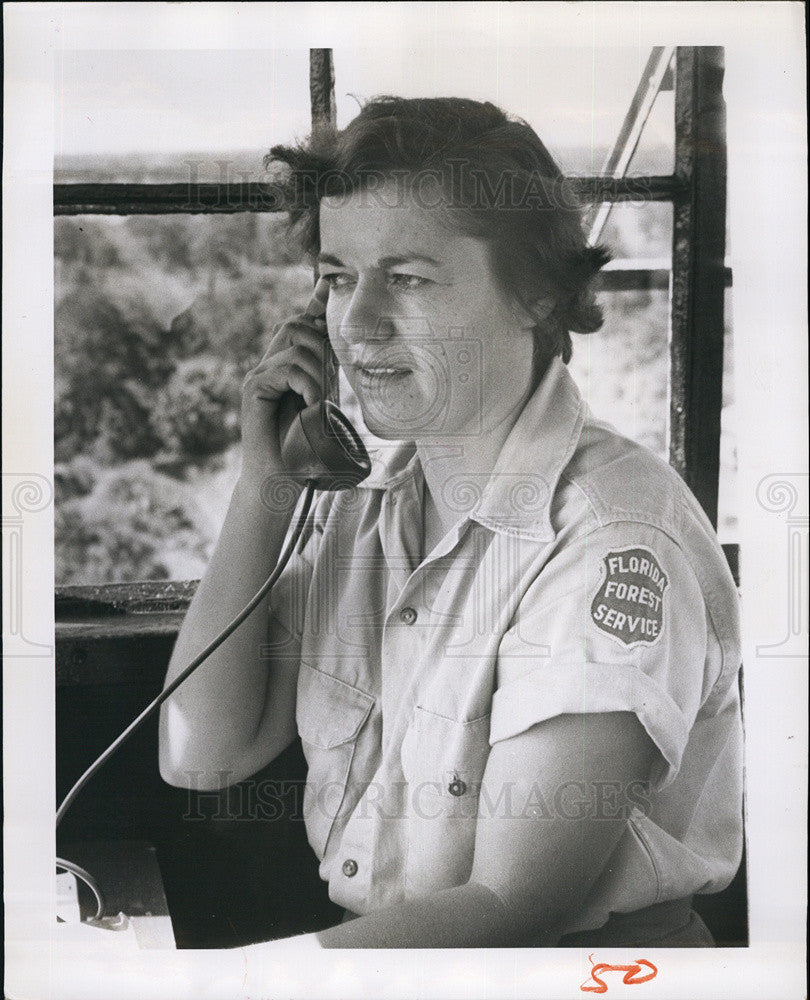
357,357,585,542
359,440,419,491
471,357,585,540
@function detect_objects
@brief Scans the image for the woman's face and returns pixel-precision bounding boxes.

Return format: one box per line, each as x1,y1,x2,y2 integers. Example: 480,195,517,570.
318,178,537,442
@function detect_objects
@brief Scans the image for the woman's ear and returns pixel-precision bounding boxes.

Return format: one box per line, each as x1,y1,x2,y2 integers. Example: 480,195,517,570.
511,292,556,330
529,296,556,322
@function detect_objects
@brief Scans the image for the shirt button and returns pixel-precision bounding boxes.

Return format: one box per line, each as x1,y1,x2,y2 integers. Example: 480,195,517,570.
342,859,358,878
399,606,418,625
448,777,467,797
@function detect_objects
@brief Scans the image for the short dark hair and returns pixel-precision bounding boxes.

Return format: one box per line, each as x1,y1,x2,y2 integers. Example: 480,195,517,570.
267,95,611,366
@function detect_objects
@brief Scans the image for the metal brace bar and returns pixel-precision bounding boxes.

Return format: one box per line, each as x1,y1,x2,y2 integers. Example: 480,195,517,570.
587,46,676,244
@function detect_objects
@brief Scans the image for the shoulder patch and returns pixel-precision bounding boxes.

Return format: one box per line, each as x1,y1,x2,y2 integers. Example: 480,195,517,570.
590,546,668,648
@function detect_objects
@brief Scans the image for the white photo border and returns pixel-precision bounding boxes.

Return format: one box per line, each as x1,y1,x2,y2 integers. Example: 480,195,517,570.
3,3,807,998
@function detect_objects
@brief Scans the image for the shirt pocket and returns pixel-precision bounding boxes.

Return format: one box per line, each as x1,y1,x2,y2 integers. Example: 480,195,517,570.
400,706,492,897
296,661,374,859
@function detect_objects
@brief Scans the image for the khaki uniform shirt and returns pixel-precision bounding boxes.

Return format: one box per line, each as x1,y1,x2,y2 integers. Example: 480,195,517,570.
267,357,744,936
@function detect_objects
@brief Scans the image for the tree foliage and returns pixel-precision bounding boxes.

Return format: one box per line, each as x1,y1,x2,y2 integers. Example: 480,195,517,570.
54,211,312,583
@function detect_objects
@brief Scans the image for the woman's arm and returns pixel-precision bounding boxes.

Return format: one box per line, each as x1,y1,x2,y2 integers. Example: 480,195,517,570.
240,709,656,949
158,475,304,789
159,283,332,789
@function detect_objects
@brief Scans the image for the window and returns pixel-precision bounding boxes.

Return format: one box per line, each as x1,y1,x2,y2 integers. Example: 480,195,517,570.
55,48,312,183
54,46,736,593
54,212,313,584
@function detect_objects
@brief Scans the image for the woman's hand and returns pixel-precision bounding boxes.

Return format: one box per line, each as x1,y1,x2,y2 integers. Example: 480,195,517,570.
239,277,332,485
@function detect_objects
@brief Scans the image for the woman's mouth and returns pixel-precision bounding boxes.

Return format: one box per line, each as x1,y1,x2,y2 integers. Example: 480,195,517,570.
354,365,413,388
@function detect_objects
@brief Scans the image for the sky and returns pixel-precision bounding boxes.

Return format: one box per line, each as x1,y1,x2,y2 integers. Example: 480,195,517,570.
53,45,674,171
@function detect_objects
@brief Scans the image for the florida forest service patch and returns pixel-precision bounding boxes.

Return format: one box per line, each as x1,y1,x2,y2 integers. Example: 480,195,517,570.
590,546,668,647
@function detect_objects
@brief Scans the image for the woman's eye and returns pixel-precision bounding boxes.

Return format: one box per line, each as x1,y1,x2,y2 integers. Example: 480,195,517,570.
322,273,355,289
389,274,430,289
321,272,429,290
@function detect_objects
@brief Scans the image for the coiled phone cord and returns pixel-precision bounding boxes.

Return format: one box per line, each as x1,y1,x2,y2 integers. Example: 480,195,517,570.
55,481,318,915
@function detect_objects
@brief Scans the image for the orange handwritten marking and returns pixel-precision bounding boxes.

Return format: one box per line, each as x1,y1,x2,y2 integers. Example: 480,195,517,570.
580,954,658,994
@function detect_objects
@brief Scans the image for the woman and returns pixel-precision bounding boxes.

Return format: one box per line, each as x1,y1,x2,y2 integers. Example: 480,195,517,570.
159,97,743,949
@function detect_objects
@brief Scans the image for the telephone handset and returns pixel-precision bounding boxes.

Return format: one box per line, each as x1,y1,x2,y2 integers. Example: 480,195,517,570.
276,279,371,491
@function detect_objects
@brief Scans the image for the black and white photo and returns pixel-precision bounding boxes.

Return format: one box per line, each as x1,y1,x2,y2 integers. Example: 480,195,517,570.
2,4,807,998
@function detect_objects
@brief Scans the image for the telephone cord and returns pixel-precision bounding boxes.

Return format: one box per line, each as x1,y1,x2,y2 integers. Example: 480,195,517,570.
55,480,318,849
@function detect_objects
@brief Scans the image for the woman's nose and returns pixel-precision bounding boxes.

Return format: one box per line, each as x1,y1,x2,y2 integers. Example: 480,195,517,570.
338,279,396,346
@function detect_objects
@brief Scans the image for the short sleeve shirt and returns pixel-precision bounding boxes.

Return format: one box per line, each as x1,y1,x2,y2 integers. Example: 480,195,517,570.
266,357,744,934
